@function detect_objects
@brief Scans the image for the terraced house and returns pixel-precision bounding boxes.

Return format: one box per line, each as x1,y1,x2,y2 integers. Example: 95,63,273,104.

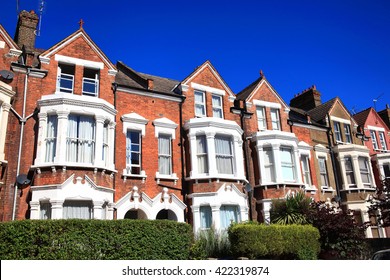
0,10,388,238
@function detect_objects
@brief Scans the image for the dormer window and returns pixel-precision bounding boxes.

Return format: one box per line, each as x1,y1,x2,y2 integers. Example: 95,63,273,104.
57,64,75,93
82,68,99,96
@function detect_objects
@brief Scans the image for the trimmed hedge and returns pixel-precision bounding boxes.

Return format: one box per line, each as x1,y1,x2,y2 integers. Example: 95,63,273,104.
228,223,320,259
0,219,193,260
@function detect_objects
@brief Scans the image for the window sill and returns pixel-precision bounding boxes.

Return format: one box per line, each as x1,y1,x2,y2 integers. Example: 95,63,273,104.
155,172,179,183
186,174,247,183
122,169,147,182
258,182,304,189
340,186,376,192
320,186,335,192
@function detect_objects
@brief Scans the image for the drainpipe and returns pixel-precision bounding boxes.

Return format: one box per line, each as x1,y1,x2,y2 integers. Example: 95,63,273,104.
12,67,30,220
326,113,341,201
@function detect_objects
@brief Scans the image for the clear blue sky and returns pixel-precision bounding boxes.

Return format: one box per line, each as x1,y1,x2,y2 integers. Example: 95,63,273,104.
1,0,389,113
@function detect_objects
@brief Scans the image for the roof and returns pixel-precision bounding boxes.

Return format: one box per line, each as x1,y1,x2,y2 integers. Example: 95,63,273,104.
115,61,181,95
236,76,264,100
353,107,371,127
307,97,338,122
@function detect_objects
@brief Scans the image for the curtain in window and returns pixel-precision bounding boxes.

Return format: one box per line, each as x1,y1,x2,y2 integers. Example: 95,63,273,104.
200,205,212,229
67,115,79,162
63,201,92,219
215,136,233,174
196,135,208,173
281,148,295,181
45,115,57,162
40,202,52,220
212,95,223,118
220,205,239,229
263,147,275,182
359,157,371,185
79,116,95,164
158,135,171,175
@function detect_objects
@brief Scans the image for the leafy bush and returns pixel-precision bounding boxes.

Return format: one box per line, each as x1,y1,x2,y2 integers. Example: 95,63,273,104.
0,219,193,260
190,226,231,259
228,222,320,259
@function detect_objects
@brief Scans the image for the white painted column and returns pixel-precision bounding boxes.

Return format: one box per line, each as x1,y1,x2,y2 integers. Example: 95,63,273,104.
338,156,348,189
0,103,11,162
352,155,363,188
257,144,265,185
191,205,201,234
108,121,116,170
211,204,221,230
293,147,303,184
189,133,198,177
107,203,115,220
55,111,69,164
51,200,64,219
272,144,282,183
93,201,104,219
29,201,40,220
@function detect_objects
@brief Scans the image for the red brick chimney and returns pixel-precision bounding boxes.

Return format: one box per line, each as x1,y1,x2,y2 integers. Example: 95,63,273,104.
290,85,322,111
147,79,154,90
14,10,39,49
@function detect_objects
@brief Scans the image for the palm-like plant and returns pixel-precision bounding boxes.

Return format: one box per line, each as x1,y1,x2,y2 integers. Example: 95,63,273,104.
270,191,313,225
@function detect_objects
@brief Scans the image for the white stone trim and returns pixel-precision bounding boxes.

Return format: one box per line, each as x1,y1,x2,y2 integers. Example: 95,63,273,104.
330,115,351,125
190,82,225,96
153,117,178,139
121,113,148,136
189,184,248,233
367,125,385,132
253,99,282,109
55,54,104,69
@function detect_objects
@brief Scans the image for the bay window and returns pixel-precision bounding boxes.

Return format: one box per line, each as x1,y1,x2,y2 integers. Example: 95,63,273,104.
281,147,295,181
263,147,275,183
359,157,371,187
196,135,208,174
66,114,95,164
126,130,141,174
158,134,172,175
45,115,58,162
215,135,234,175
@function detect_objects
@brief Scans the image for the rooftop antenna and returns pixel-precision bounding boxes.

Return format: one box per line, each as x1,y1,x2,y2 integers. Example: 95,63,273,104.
16,0,19,18
35,0,46,36
351,106,357,115
373,93,384,111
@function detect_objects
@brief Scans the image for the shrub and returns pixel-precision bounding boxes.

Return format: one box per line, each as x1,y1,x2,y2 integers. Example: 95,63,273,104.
190,226,231,259
0,219,193,260
228,222,320,259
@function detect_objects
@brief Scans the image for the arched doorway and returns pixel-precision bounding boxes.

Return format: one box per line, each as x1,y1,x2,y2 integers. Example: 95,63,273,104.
156,209,177,221
124,209,147,220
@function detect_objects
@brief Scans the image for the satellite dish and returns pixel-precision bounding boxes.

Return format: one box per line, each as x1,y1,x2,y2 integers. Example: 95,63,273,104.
244,183,252,193
0,70,14,81
16,174,31,187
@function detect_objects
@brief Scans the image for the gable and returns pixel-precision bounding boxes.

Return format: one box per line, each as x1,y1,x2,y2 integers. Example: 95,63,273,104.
329,99,357,126
181,61,235,98
0,25,22,60
365,108,390,131
39,29,116,74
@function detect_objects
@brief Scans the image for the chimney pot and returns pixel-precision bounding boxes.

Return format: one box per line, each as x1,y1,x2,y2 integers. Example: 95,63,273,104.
147,79,154,90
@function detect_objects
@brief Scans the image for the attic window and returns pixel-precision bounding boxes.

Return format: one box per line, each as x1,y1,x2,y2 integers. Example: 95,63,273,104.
57,64,75,93
82,68,99,96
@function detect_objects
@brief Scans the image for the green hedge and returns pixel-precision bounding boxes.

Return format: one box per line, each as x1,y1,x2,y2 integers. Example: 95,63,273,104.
228,223,320,259
0,219,193,260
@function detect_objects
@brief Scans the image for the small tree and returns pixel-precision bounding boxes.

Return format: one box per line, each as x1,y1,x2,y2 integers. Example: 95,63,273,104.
307,201,369,260
367,177,390,228
270,191,313,225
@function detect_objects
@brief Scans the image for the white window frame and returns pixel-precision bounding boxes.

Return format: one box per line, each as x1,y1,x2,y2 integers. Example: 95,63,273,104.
196,135,208,174
280,147,296,182
345,156,357,188
318,157,329,189
301,155,312,187
379,131,387,151
82,68,99,97
57,63,75,94
359,156,371,187
126,130,142,175
194,90,206,117
256,106,266,131
334,121,342,142
370,130,379,150
199,205,212,230
270,108,280,130
45,115,58,163
344,124,352,143
212,94,223,118
263,147,275,183
158,134,172,176
215,135,235,175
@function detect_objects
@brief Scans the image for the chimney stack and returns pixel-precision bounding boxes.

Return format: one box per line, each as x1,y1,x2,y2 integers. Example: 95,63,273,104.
147,79,154,90
289,85,322,111
14,10,39,50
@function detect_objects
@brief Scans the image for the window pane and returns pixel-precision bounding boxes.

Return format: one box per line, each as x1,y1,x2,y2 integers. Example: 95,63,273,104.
220,205,239,229
45,115,57,162
196,135,208,173
334,122,342,142
379,132,387,150
271,109,280,130
301,155,311,185
344,124,352,143
215,136,233,174
345,157,356,186
63,200,92,219
158,135,172,175
195,91,206,117
126,130,141,173
200,205,212,229
281,148,295,181
256,106,266,130
263,147,275,182
370,130,378,149
40,202,51,220
359,157,371,185
319,157,329,187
